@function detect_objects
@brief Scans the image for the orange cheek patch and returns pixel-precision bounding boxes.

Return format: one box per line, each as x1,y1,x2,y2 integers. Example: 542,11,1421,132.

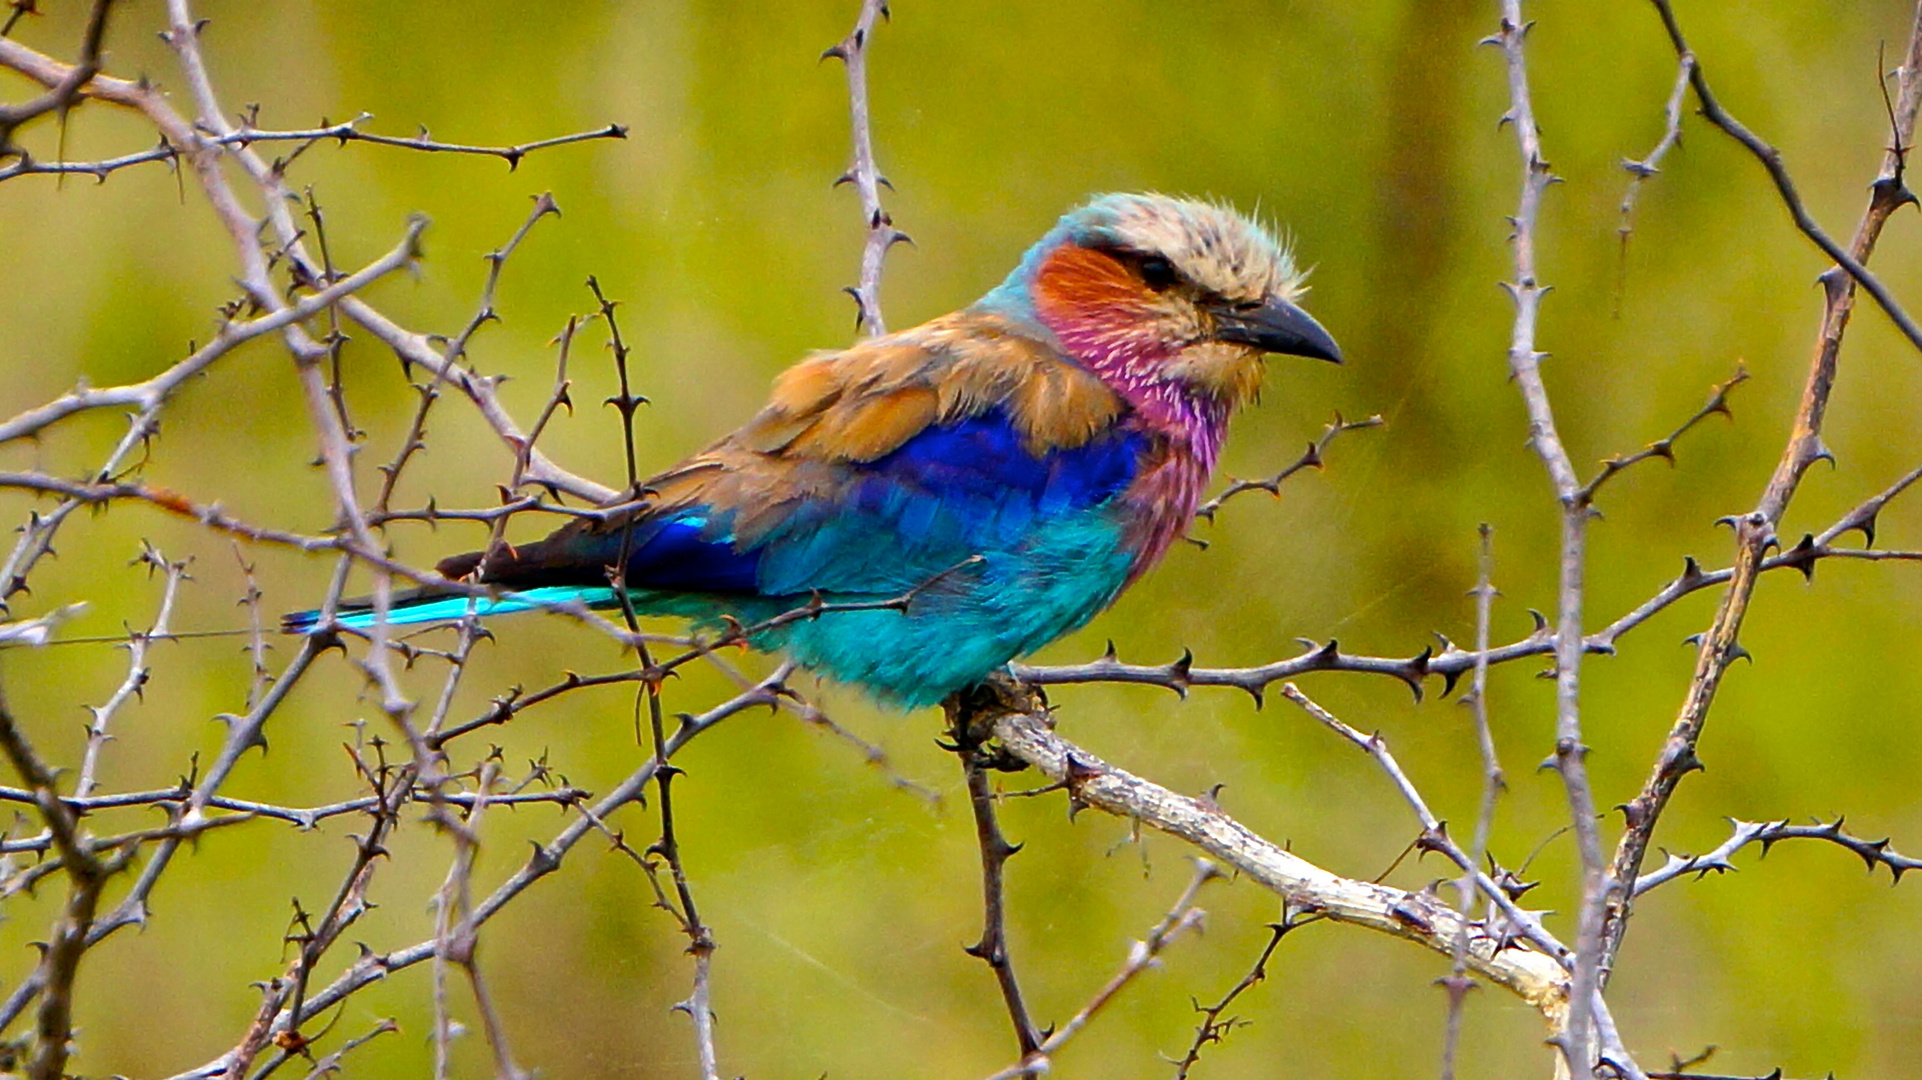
1032,244,1156,328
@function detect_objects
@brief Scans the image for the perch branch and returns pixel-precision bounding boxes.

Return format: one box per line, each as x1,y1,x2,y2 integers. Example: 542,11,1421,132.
975,681,1570,1030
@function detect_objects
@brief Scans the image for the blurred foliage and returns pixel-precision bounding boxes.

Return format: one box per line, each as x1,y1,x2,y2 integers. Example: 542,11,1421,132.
2,1,1921,1077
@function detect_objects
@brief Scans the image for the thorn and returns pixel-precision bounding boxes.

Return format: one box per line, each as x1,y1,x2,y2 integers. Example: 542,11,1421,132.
1809,436,1836,468
1854,510,1880,548
1781,533,1819,582
1400,646,1433,703
1166,648,1194,698
1669,746,1705,775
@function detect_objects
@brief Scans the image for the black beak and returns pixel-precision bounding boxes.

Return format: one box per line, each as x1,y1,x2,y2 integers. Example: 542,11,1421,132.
1210,298,1343,364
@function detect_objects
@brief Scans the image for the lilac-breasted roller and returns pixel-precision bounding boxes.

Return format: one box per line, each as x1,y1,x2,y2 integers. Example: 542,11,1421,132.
286,194,1341,707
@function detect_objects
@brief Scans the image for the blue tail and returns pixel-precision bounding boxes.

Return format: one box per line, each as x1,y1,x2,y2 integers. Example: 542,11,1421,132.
281,585,618,635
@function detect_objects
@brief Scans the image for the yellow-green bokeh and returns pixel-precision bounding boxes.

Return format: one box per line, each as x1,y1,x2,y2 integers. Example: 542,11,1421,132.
2,1,1920,1077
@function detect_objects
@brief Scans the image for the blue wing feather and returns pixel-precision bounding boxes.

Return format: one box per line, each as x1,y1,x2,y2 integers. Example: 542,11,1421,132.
745,410,1145,596
289,404,1150,707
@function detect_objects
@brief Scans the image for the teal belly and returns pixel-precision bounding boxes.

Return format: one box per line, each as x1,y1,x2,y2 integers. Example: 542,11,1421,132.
646,515,1135,708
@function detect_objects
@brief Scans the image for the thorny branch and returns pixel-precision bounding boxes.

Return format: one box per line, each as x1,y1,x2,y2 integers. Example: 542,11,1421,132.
1577,367,1748,505
74,545,187,799
1441,525,1505,1080
970,678,1571,1021
0,114,626,184
979,860,1220,1080
1278,685,1568,967
948,687,1045,1059
825,0,907,335
173,673,788,1080
1019,454,1922,703
1488,3,1611,1070
1168,912,1317,1080
1279,684,1646,1079
1194,412,1382,522
2,2,1920,1077
1615,52,1695,310
1632,817,1922,896
0,21,621,505
1601,0,1922,984
1646,0,1922,356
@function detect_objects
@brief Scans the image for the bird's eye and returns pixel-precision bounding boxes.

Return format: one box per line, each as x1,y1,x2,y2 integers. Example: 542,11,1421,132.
1137,255,1179,291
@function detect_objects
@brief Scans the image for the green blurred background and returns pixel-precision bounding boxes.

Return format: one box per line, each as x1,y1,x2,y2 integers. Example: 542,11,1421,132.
3,1,1921,1076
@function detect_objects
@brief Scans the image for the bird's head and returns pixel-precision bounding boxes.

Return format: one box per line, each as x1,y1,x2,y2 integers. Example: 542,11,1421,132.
982,193,1340,419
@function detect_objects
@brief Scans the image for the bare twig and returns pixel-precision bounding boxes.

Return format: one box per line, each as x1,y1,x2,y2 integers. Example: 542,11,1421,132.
0,137,176,181
1646,0,1922,355
1194,413,1383,522
297,1018,400,1080
431,761,529,1080
637,657,722,1080
75,545,189,798
172,673,787,1080
980,860,1220,1080
0,113,623,183
1603,0,1922,981
1442,525,1505,1080
233,544,273,711
588,276,647,493
374,194,563,520
948,687,1044,1058
0,783,583,830
0,604,86,648
973,679,1570,1028
1487,3,1610,1068
1615,53,1695,312
1277,685,1571,969
216,114,624,168
1631,817,1922,896
1169,912,1317,1080
1577,366,1748,505
825,0,907,335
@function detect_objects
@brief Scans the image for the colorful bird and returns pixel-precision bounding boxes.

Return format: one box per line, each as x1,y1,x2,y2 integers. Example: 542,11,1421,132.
285,194,1341,707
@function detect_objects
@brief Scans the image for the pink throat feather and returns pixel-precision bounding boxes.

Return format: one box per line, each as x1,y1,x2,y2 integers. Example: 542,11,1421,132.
1045,319,1230,580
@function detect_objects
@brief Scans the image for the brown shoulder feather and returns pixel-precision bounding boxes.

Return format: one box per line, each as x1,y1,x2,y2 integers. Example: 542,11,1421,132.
730,310,1121,465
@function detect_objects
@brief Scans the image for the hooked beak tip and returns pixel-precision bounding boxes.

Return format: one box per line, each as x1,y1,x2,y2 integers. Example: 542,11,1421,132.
1213,298,1342,365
